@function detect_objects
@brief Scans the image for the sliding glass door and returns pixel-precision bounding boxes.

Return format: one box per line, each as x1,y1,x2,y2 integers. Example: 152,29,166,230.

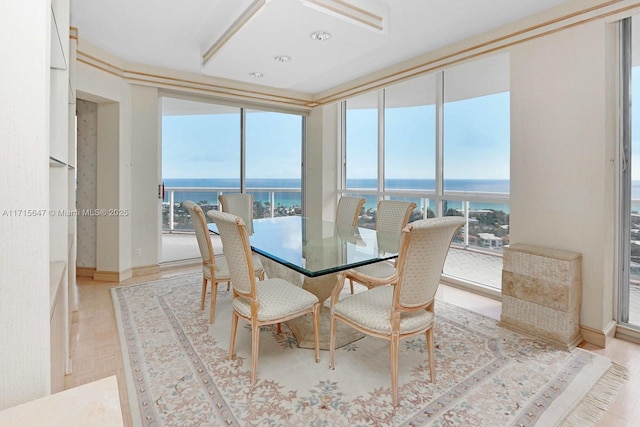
160,97,304,263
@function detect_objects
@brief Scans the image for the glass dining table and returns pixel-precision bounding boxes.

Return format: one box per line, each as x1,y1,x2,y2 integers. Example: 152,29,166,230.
208,215,401,349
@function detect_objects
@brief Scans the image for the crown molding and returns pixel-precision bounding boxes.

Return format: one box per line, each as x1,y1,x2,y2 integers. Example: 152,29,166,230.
77,39,314,111
75,0,638,110
311,0,629,106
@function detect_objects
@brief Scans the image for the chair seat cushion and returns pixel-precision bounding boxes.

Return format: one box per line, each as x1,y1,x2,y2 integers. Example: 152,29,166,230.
203,255,230,280
352,260,396,280
334,286,433,335
203,254,263,281
232,278,319,321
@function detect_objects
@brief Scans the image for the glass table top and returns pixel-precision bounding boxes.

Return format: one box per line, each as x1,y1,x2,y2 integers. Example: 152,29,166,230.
208,216,400,277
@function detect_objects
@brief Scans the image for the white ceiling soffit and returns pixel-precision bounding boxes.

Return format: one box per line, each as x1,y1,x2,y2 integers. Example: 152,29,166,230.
199,0,389,92
71,0,570,95
201,0,385,66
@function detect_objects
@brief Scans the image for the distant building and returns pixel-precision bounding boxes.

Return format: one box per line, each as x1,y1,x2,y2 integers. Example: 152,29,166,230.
478,233,503,249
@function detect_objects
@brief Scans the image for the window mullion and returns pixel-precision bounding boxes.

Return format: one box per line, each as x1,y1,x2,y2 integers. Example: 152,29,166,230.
240,108,246,193
619,17,632,324
378,90,385,199
435,71,445,216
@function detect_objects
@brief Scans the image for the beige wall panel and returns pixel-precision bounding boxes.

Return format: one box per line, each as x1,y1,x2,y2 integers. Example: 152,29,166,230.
509,20,616,333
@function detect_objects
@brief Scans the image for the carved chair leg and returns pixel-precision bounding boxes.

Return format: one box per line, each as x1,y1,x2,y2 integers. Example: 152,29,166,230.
229,311,239,360
426,327,436,383
312,304,320,363
251,321,260,385
209,282,218,324
329,315,338,369
200,277,208,310
390,334,400,407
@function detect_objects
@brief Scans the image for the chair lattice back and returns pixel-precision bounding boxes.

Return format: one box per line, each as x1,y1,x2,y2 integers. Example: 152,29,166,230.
395,216,465,308
375,200,417,253
219,193,254,234
335,196,366,227
375,200,417,233
183,200,215,266
207,209,255,296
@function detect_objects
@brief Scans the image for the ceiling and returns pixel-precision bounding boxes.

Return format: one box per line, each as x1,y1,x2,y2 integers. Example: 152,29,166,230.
70,0,570,95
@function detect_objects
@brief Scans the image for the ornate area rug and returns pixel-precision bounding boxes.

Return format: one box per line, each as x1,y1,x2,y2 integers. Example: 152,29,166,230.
112,273,626,426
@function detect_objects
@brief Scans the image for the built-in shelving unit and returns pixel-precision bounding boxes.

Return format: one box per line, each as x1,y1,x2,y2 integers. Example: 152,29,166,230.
49,4,67,71
49,0,75,393
49,156,67,167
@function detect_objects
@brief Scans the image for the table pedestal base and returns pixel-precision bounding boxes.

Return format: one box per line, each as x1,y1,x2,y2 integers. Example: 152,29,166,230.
258,255,365,349
286,306,364,350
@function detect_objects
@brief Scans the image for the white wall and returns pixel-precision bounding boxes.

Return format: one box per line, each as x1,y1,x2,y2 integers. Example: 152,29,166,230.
130,85,161,269
510,20,617,332
305,104,339,221
0,0,51,409
96,102,129,276
76,57,162,275
76,45,134,279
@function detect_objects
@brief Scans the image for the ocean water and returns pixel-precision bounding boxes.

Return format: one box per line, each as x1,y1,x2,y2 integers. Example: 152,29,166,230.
163,178,512,212
164,178,640,219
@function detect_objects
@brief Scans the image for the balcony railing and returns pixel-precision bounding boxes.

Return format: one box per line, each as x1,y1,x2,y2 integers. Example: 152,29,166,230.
340,188,510,254
166,187,510,244
163,186,301,232
163,186,508,291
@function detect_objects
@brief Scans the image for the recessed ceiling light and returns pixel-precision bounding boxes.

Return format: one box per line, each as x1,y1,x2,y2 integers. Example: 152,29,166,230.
274,55,292,63
310,31,331,41
248,72,263,78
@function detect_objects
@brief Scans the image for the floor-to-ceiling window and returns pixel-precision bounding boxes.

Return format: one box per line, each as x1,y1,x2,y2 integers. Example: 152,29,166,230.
162,98,240,232
620,16,640,329
245,109,303,217
443,55,510,251
344,91,379,222
161,97,304,261
340,53,510,290
385,74,437,219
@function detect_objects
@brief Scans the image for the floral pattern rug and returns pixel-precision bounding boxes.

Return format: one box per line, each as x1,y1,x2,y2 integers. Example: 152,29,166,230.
112,273,625,426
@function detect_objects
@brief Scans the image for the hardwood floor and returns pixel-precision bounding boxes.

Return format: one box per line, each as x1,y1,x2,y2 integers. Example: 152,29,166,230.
65,266,640,426
64,266,200,427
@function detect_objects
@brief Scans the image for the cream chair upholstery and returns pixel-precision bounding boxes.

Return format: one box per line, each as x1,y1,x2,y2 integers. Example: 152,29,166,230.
348,200,417,293
207,209,321,385
335,196,366,227
219,193,255,234
183,200,263,324
329,216,465,406
218,192,266,283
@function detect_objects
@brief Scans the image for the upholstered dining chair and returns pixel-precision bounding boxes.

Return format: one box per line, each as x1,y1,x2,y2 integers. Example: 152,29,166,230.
218,192,266,285
219,193,255,234
329,216,465,406
182,200,264,325
207,209,321,385
335,196,366,227
348,200,417,293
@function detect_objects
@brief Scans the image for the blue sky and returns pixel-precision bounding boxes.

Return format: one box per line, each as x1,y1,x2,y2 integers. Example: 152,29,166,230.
162,92,510,181
162,111,302,179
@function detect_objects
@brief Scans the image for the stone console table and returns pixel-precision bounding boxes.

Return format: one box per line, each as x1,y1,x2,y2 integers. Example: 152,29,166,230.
500,244,582,350
0,376,123,426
